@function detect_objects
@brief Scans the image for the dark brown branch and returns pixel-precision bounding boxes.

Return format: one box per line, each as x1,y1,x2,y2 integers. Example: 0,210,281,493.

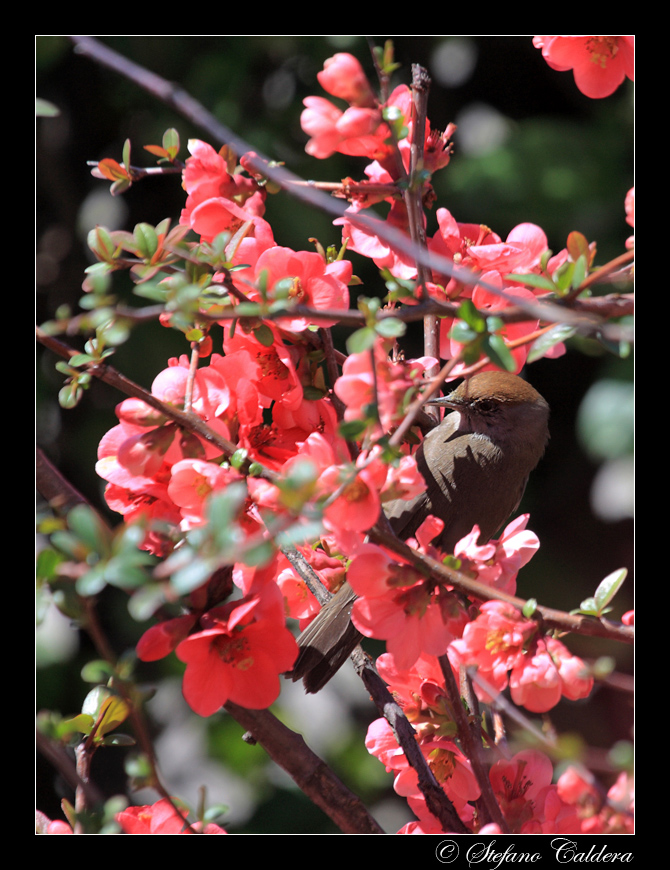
438,655,510,832
223,702,384,833
352,648,469,833
283,544,468,832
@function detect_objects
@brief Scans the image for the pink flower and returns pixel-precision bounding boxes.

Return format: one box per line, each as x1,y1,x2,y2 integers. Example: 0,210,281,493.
533,36,634,99
168,458,244,529
508,638,563,713
317,53,376,107
365,717,479,810
43,819,74,834
466,221,549,274
336,200,420,280
428,208,502,293
236,245,351,331
334,338,437,432
137,613,199,662
347,539,464,669
116,798,227,834
175,591,298,715
448,600,538,701
318,454,387,534
625,186,634,250
375,650,470,739
180,139,265,242
489,749,579,834
509,635,593,713
454,514,540,595
557,765,600,808
221,326,303,412
301,97,384,160
380,452,427,504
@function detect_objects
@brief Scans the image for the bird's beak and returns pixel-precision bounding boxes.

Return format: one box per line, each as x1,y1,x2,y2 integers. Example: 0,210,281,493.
424,393,461,410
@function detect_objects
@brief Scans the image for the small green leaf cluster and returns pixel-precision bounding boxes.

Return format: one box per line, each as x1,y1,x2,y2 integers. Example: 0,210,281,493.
37,504,156,605
449,298,517,372
346,295,406,354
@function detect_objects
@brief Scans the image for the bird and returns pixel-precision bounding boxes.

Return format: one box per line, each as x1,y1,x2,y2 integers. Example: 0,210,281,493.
288,370,550,694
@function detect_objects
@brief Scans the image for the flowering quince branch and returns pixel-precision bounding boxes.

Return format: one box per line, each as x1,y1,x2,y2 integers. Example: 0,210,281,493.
35,449,201,833
37,446,382,834
37,37,634,835
67,35,630,343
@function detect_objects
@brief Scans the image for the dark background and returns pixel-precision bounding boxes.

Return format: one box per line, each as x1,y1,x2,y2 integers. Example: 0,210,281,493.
36,36,633,834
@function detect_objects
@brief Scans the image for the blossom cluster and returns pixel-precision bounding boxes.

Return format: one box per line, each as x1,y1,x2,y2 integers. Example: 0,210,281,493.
38,798,228,835
90,41,633,834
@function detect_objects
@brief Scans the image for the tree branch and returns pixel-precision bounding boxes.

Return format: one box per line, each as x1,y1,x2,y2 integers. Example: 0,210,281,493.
223,702,385,833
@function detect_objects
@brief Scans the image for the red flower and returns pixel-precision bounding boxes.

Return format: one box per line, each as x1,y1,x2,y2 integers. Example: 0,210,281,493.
175,591,298,715
533,36,634,99
116,798,227,834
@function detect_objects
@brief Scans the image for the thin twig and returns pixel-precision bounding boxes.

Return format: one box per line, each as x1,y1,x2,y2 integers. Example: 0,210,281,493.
367,522,633,646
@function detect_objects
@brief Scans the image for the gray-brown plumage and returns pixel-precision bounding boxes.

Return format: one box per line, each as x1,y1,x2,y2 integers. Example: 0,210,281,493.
289,371,550,693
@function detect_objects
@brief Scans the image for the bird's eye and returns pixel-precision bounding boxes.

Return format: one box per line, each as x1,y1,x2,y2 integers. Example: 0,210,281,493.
476,399,496,414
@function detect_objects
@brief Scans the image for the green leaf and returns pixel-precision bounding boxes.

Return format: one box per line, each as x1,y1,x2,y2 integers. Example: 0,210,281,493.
253,323,275,347
483,333,516,371
241,539,276,567
522,598,538,618
206,484,248,532
134,223,159,259
570,253,588,291
76,564,108,597
551,260,576,295
346,326,376,354
375,317,406,338
456,298,486,331
448,321,477,344
60,713,95,737
506,272,557,293
594,568,628,612
338,419,369,440
87,226,118,262
81,659,115,683
122,138,131,169
127,583,167,622
170,557,216,596
527,323,576,363
67,504,111,554
82,685,113,719
163,127,180,155
36,547,66,582
578,568,627,617
566,230,590,263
